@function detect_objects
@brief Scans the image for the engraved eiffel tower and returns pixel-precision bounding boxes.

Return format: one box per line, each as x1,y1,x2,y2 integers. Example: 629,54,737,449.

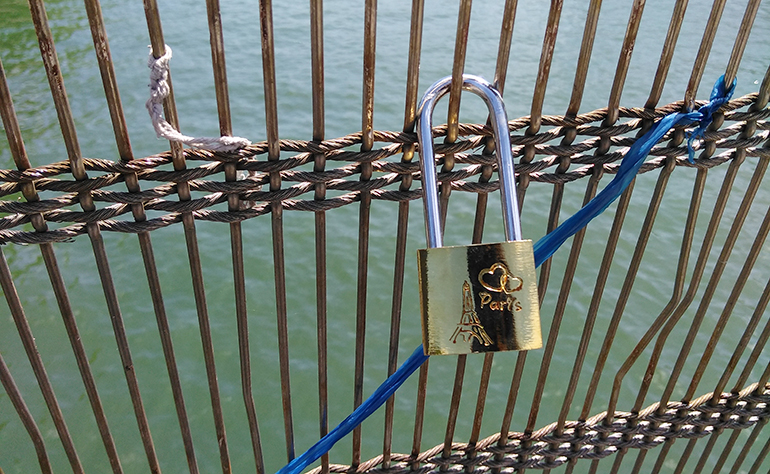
450,281,493,346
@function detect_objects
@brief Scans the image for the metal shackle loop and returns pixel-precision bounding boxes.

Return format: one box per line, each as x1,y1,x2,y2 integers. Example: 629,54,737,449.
417,74,522,249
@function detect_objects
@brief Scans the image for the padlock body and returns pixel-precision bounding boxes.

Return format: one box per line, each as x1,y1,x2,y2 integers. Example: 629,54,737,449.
417,240,541,355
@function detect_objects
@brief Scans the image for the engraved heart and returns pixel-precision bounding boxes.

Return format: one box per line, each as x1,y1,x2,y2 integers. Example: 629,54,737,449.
478,262,523,294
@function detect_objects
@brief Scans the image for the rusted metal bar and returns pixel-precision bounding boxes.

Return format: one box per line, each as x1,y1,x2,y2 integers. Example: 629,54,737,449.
142,1,232,471
747,426,770,474
29,0,161,470
683,0,726,109
443,355,468,461
656,156,765,410
626,154,745,472
82,0,200,471
574,183,635,474
438,0,471,228
439,1,473,459
566,0,602,116
645,0,689,110
604,0,646,126
523,170,600,471
257,0,294,463
729,419,768,474
309,0,328,472
0,249,78,473
204,0,262,471
0,351,52,474
384,0,424,467
467,0,517,460
352,0,377,465
683,164,770,401
527,0,562,135
518,0,562,209
594,156,677,474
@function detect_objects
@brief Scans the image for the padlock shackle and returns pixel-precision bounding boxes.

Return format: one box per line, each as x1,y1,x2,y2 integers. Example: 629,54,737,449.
417,74,522,249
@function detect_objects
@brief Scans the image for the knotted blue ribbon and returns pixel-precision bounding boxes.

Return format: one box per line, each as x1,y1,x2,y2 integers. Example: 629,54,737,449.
276,75,735,474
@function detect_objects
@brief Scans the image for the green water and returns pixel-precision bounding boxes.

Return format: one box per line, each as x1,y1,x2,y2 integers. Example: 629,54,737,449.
1,0,769,472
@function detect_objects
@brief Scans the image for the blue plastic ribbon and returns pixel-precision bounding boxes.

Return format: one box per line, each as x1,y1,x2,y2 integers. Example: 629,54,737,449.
276,75,735,474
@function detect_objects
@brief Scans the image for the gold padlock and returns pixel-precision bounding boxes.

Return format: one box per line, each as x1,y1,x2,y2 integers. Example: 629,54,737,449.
416,75,542,356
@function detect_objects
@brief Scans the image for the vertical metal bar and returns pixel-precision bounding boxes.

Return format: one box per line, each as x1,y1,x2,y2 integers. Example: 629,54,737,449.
204,0,263,471
466,352,492,461
26,0,85,179
205,0,234,135
438,0,472,227
384,0,424,467
410,360,430,469
566,0,602,116
351,0,377,466
683,0,726,109
0,352,52,474
137,231,201,474
747,426,770,474
589,156,678,473
28,0,161,471
711,269,770,400
625,154,744,471
228,213,265,474
81,0,199,471
0,249,78,473
382,203,410,469
683,166,770,401
441,355,467,461
497,349,527,456
522,171,600,471
708,429,741,474
142,1,230,471
518,0,562,206
657,156,765,410
82,0,132,160
445,0,472,144
0,57,86,474
526,0,562,135
178,212,235,474
732,289,770,394
603,0,645,126
645,0,689,110
256,0,294,462
492,0,518,93
439,1,472,459
728,419,768,474
466,1,517,460
309,0,327,472
718,0,763,156
671,438,697,474
692,430,722,474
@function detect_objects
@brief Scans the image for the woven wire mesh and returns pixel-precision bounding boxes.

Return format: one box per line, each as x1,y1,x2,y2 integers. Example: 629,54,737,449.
0,0,769,473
